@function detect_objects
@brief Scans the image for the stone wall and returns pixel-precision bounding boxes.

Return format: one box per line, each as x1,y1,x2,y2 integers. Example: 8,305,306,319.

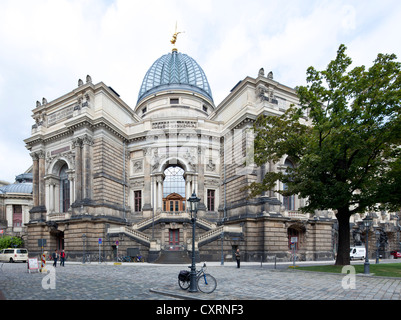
92,135,128,214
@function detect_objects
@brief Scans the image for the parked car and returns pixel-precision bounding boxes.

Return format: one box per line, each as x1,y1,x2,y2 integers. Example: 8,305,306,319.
0,248,28,262
390,251,401,259
350,247,366,260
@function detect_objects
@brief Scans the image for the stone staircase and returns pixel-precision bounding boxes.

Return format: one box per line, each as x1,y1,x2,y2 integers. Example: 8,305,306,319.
107,212,243,252
132,212,216,231
153,250,193,264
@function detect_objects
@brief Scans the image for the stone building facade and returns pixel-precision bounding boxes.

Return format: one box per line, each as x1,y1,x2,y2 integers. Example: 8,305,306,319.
0,173,33,238
22,47,400,262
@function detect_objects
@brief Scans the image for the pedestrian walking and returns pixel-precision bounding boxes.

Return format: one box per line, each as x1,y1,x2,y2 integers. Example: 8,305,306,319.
52,249,59,267
60,249,65,267
235,248,240,268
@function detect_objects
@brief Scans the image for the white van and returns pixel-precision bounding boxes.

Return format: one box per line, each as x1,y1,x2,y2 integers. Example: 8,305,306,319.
0,248,28,263
350,247,366,260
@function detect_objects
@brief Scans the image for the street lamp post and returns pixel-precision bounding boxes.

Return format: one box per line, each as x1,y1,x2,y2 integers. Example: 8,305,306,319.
187,191,200,293
375,230,380,264
363,215,372,274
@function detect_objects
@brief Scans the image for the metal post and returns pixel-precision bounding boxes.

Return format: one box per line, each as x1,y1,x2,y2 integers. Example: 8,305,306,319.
363,215,372,274
220,232,224,266
292,243,295,267
188,191,200,293
189,214,197,292
364,231,370,274
99,238,101,264
375,231,380,264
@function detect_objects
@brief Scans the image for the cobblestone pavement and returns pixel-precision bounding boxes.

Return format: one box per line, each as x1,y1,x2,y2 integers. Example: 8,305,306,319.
1,260,401,300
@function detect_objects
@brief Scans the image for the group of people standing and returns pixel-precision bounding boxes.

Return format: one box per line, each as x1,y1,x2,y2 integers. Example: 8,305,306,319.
51,249,66,267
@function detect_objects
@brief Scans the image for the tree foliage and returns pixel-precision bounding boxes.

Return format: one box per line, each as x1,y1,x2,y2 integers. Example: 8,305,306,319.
0,236,24,250
250,44,401,265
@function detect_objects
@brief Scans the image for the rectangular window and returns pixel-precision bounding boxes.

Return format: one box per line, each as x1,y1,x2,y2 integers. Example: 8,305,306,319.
283,195,294,211
170,98,179,104
13,205,22,227
207,189,215,211
134,191,142,212
61,179,70,213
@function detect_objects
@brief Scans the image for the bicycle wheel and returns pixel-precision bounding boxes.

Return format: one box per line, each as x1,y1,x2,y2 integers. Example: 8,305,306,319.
197,273,217,293
178,278,190,290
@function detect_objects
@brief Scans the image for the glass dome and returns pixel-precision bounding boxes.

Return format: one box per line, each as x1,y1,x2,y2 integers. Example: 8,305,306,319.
137,51,213,104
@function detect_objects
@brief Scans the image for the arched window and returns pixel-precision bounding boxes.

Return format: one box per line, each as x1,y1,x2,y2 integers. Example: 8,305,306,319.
59,164,70,213
163,166,185,197
283,159,295,211
163,166,186,212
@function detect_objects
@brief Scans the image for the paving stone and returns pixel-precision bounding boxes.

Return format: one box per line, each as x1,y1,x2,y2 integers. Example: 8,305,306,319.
1,261,401,300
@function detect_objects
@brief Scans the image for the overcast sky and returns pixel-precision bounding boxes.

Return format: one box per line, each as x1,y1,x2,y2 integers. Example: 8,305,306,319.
0,0,400,183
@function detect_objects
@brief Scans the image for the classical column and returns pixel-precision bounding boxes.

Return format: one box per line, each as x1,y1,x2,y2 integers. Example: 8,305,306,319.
197,146,206,211
29,151,46,220
45,181,53,213
156,175,163,210
54,183,60,212
50,183,55,213
67,170,75,205
82,135,93,200
185,174,192,198
30,152,39,207
142,148,153,215
73,138,83,202
45,179,50,212
153,178,158,212
38,151,46,208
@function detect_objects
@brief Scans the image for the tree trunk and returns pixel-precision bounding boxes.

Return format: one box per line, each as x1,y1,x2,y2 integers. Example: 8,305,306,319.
335,208,351,265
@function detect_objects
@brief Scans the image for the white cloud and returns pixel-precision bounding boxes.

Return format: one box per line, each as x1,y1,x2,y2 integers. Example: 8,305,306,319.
0,0,400,182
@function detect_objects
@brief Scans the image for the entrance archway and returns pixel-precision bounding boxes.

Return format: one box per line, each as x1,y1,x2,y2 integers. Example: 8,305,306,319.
162,166,186,212
163,166,185,198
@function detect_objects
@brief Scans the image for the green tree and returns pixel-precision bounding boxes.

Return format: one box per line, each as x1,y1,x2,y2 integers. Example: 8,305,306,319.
0,236,24,250
250,44,401,265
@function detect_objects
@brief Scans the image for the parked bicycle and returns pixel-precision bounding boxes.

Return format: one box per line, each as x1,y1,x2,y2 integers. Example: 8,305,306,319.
178,263,217,293
117,255,133,262
134,255,144,262
83,253,91,264
91,254,105,263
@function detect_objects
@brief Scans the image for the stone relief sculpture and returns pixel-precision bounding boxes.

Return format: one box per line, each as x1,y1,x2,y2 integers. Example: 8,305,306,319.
183,147,197,171
206,159,216,172
132,159,143,174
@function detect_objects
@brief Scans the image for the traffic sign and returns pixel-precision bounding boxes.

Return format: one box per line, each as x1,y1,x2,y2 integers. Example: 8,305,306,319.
98,238,102,244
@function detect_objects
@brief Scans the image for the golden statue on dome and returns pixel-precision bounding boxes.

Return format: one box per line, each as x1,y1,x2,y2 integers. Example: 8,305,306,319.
170,22,184,52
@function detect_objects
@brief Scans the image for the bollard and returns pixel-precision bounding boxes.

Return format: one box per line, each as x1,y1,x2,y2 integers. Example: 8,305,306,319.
41,253,47,272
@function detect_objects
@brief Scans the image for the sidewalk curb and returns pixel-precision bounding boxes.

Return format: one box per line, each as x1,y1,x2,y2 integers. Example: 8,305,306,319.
149,288,205,300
